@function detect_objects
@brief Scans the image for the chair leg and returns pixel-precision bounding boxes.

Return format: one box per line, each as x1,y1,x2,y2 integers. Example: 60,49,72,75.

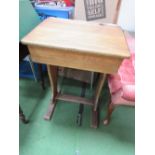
19,105,29,124
103,102,114,125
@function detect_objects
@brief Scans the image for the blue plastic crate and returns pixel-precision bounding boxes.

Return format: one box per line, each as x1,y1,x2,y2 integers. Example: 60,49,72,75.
19,60,47,80
34,5,74,20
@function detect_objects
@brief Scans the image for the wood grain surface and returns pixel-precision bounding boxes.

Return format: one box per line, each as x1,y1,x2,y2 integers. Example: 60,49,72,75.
21,17,130,59
27,45,122,73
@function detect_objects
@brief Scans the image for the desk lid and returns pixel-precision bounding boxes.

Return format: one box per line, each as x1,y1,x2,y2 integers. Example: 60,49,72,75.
21,17,130,58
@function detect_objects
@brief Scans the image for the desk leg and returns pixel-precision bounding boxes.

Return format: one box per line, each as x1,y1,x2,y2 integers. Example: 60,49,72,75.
44,65,58,120
91,74,107,128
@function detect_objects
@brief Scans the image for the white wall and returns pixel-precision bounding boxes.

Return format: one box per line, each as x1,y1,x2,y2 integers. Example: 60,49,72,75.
118,0,135,32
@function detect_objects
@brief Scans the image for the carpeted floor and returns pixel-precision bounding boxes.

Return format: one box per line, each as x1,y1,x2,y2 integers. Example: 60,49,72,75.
19,77,135,155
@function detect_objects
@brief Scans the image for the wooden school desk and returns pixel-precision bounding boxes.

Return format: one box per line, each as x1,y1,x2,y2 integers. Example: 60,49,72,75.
21,17,130,128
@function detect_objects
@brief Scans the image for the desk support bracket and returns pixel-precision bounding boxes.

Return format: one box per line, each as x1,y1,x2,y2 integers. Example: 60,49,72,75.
44,64,107,128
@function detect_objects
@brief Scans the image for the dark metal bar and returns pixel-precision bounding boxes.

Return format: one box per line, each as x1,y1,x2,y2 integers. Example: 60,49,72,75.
76,82,87,126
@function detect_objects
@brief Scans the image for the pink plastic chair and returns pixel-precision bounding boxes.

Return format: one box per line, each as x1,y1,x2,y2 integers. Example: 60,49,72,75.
103,32,135,125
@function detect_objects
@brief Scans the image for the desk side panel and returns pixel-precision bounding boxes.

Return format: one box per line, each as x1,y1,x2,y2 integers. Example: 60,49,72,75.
28,45,123,74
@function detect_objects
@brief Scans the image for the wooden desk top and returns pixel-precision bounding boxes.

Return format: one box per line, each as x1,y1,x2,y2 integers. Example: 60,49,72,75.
21,17,130,59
